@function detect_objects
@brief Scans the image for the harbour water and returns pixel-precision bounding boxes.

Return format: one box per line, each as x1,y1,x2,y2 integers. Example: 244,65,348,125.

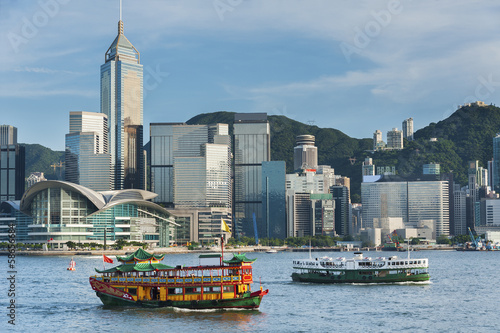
2,250,500,332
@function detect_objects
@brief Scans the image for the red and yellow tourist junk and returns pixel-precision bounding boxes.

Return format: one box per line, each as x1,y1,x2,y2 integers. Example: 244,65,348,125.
89,248,268,309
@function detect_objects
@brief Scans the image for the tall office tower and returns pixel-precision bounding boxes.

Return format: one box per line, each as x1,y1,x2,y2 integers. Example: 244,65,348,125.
402,117,414,141
362,157,375,177
0,143,25,201
150,123,230,208
330,185,350,236
293,135,318,171
233,113,270,238
453,188,467,235
101,18,144,190
0,125,17,145
65,112,112,191
262,161,286,239
494,135,500,192
488,159,494,191
373,130,384,150
387,128,403,149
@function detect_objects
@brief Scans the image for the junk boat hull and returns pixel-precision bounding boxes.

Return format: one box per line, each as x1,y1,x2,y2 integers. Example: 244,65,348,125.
91,277,266,309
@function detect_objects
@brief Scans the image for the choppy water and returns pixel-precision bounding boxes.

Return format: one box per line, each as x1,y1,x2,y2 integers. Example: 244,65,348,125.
1,250,499,332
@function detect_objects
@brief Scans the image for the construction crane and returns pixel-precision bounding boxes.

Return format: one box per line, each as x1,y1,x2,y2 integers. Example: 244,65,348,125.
468,227,482,250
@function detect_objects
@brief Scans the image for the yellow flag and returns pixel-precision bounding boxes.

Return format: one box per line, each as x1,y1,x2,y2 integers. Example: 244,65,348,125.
222,219,231,233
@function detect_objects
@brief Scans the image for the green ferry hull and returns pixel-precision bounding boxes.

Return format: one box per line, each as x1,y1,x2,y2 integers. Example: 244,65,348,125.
95,290,266,309
291,271,430,284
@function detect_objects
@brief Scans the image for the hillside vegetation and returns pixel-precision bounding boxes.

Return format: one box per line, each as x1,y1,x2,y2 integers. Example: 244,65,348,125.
24,104,500,200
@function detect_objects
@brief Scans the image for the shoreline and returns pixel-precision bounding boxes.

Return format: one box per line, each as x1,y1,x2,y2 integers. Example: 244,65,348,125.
0,245,457,256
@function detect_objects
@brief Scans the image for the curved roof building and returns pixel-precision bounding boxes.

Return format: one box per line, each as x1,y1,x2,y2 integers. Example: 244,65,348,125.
2,181,177,247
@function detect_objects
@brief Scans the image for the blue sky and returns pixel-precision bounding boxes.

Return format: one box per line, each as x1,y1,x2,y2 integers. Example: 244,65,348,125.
2,0,500,151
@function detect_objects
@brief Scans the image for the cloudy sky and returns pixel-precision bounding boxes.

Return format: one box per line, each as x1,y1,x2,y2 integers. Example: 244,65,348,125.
1,0,500,151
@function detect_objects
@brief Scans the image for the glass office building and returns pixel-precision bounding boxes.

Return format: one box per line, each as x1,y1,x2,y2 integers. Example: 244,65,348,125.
362,177,450,236
262,161,286,239
0,144,25,201
150,124,209,206
12,181,176,247
101,20,144,190
65,112,112,191
233,113,270,238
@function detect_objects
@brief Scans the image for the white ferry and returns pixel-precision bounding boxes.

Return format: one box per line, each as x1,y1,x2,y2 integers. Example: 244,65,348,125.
291,252,429,283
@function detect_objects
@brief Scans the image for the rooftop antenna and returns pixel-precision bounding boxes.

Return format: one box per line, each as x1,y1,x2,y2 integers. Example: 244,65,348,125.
120,0,122,21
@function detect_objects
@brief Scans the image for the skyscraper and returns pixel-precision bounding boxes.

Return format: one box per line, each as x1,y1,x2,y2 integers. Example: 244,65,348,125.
233,113,270,238
65,112,111,191
293,135,318,171
0,125,17,145
493,134,500,192
0,126,25,201
101,16,144,190
402,118,414,141
150,123,231,208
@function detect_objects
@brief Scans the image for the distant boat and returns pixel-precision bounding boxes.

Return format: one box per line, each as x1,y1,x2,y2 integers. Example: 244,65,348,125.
67,258,76,271
266,249,278,254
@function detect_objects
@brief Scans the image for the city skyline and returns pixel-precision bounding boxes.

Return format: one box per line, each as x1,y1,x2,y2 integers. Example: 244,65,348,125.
2,1,500,150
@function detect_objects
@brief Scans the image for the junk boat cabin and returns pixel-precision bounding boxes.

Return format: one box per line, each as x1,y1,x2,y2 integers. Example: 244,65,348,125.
89,248,268,309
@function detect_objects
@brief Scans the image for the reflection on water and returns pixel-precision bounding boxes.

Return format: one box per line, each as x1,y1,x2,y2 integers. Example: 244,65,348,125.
2,251,500,332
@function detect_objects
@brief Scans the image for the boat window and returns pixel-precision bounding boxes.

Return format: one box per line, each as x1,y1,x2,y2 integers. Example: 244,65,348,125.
127,288,137,296
212,287,221,293
223,286,234,292
168,288,175,295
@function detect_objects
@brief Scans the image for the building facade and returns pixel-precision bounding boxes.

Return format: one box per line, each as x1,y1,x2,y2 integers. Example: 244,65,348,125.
262,161,286,239
150,123,230,209
0,144,25,201
65,112,112,191
402,117,414,141
361,177,450,236
3,181,177,247
387,128,403,149
233,113,270,238
293,135,318,171
101,19,144,190
0,125,17,145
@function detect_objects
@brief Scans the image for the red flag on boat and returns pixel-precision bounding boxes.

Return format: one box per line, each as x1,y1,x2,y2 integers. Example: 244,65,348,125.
103,255,113,264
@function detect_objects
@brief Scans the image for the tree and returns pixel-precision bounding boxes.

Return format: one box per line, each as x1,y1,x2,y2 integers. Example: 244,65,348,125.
66,241,77,250
436,234,451,245
115,239,127,250
411,238,420,245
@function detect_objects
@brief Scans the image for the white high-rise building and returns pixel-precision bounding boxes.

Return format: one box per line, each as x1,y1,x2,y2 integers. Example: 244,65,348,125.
402,118,414,140
387,128,403,149
65,112,112,191
362,177,449,236
293,135,318,171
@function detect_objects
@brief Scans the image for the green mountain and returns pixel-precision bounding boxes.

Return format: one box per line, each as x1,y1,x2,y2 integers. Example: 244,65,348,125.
23,144,64,180
187,105,500,200
24,103,500,200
